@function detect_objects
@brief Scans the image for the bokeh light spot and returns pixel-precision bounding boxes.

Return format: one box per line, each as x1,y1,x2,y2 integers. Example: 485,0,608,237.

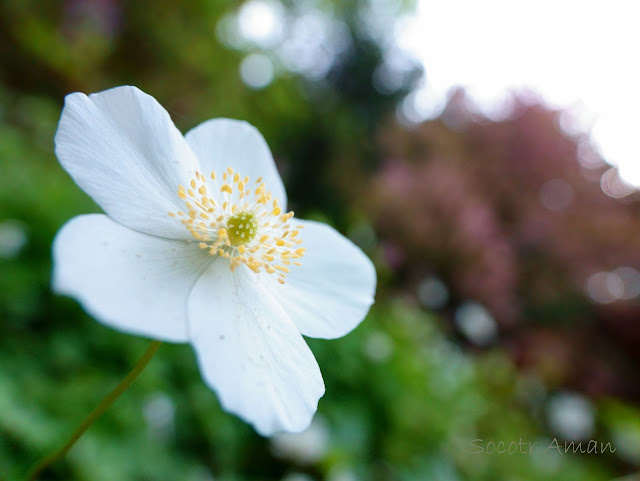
240,53,274,89
237,0,285,48
454,302,498,346
547,391,595,441
417,276,449,309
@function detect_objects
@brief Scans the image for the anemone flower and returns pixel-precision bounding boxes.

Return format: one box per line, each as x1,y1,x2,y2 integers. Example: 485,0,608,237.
52,86,376,435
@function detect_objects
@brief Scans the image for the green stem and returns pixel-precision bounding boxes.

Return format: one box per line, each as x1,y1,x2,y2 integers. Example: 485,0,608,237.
25,340,162,481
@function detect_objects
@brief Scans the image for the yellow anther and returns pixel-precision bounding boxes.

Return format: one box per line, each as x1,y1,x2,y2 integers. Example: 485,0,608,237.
171,168,304,282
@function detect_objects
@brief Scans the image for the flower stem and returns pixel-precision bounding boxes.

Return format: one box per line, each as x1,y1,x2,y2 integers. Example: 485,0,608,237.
25,340,162,481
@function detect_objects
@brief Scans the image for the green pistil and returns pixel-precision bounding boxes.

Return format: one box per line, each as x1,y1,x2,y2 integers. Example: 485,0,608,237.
227,211,258,246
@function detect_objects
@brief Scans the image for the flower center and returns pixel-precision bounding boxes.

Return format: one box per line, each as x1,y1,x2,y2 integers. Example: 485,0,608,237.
226,211,257,246
168,168,304,284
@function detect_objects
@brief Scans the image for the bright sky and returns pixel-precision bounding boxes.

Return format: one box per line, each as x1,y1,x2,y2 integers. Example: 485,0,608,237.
397,0,640,185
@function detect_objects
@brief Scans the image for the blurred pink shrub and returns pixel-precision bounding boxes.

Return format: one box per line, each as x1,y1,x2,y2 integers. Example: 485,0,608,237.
367,91,640,401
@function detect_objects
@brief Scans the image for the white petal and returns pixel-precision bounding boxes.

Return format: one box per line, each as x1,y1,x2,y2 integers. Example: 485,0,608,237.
187,263,324,435
274,220,376,339
55,86,199,239
185,119,287,209
53,214,210,342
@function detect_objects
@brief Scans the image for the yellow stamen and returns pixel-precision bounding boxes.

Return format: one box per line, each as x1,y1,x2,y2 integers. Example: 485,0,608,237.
171,168,304,282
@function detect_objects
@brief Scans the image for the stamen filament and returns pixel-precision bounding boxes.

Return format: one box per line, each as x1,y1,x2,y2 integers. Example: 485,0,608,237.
169,168,305,283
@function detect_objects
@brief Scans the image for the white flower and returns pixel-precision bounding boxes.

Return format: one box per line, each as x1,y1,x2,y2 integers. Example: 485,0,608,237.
52,86,376,436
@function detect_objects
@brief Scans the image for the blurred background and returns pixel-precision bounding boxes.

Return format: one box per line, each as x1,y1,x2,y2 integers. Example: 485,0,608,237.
2,0,640,480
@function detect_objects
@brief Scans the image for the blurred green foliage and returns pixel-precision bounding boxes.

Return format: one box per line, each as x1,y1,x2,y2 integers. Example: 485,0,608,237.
0,1,637,480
